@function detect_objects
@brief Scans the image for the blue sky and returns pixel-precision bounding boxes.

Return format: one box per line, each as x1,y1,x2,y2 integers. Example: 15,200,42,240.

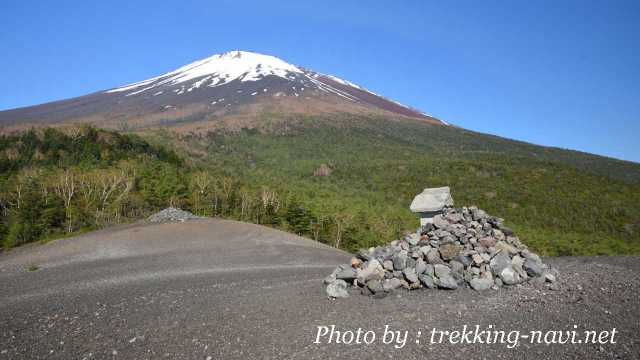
1,0,639,162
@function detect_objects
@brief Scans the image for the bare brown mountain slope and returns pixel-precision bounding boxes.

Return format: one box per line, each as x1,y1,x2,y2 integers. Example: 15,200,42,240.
0,51,445,132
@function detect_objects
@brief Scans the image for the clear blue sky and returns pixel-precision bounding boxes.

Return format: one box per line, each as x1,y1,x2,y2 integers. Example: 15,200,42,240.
1,0,639,162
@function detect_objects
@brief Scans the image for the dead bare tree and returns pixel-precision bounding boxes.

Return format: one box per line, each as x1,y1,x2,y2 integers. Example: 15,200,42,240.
190,171,212,215
98,170,132,223
310,215,325,242
333,211,354,249
53,170,77,233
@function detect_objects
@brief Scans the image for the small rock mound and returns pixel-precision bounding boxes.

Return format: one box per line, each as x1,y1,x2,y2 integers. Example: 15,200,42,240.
147,207,202,223
324,206,558,298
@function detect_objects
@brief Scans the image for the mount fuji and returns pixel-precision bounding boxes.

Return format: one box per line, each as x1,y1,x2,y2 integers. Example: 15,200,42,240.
0,50,446,131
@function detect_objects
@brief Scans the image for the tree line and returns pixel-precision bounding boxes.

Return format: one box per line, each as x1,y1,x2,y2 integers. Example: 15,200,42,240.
0,127,402,250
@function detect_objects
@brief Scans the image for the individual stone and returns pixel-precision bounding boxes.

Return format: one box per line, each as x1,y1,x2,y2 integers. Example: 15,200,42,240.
435,275,458,289
424,264,435,277
521,249,541,263
383,260,394,271
392,250,408,270
403,267,419,284
445,213,464,223
383,278,402,291
426,249,443,264
335,267,357,280
433,215,450,230
406,233,420,246
434,264,451,278
499,267,521,285
492,229,506,242
418,274,436,288
470,278,493,291
360,286,373,296
441,235,456,244
490,251,511,275
357,259,385,283
350,257,362,268
502,227,514,236
415,258,427,275
367,279,384,293
471,208,487,221
323,273,337,285
439,243,461,260
355,249,372,261
479,236,496,248
326,280,349,298
406,257,416,269
372,246,394,260
495,241,518,255
451,224,467,238
543,270,557,283
449,260,464,275
472,253,484,265
455,254,471,267
324,265,344,284
480,271,493,281
491,217,505,228
511,255,528,279
463,269,474,283
418,246,431,258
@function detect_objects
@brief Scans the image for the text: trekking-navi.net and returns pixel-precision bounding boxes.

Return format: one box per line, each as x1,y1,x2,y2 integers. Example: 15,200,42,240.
313,324,618,349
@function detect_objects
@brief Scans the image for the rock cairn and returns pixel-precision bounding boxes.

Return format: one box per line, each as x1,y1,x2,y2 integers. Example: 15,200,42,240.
147,207,202,223
325,206,558,298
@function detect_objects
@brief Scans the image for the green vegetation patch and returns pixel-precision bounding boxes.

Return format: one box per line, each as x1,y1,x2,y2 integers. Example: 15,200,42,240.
1,118,639,257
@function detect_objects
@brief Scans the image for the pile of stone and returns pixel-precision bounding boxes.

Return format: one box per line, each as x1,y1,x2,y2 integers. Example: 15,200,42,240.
147,207,202,223
324,206,558,298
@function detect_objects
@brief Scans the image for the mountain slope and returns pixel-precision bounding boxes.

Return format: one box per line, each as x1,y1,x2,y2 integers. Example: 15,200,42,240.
146,114,640,255
0,51,444,131
0,50,638,256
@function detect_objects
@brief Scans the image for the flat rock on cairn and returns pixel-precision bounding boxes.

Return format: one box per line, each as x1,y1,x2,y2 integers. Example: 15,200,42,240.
324,206,559,298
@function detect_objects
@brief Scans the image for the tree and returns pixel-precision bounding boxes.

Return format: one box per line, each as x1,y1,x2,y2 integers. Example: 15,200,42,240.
3,177,52,248
53,169,77,233
309,215,325,242
285,200,313,236
259,187,280,225
189,171,213,215
332,211,354,249
139,162,187,209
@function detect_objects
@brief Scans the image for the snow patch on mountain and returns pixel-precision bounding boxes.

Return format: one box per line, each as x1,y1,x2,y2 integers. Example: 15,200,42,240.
107,51,303,95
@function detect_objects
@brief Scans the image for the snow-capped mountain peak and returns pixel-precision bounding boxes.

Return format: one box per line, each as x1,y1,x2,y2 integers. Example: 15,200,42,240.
106,50,305,95
0,50,446,127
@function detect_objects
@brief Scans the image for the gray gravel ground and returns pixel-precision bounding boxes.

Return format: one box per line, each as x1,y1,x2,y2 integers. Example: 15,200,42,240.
0,219,638,359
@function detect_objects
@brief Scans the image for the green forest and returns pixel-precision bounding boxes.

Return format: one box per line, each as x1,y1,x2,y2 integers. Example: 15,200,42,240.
1,118,639,256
